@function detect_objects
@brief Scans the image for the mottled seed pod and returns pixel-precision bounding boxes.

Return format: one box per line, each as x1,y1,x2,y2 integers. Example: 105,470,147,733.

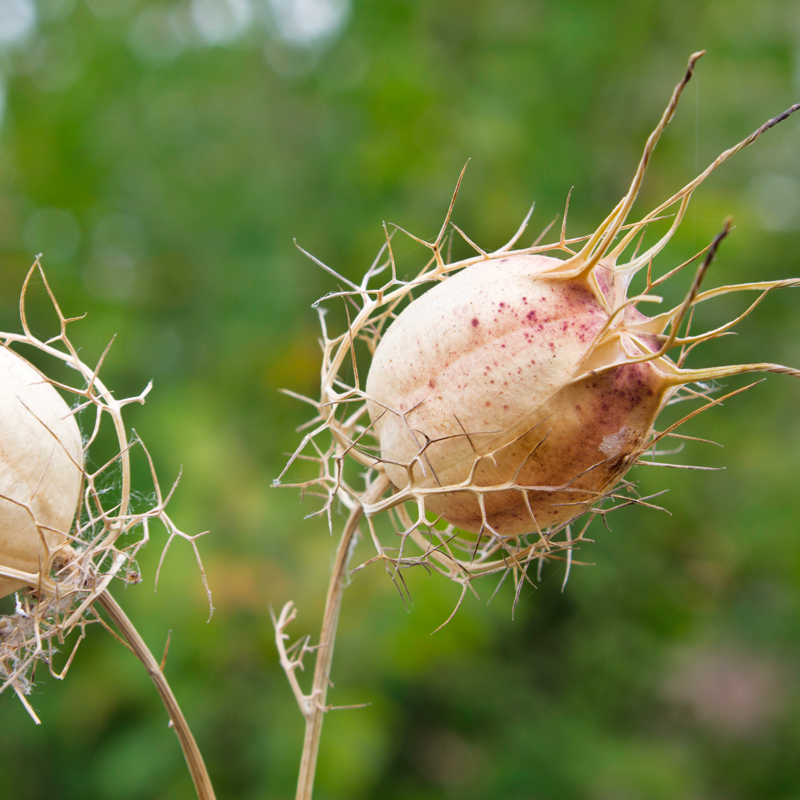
359,54,800,544
279,52,800,594
366,255,674,536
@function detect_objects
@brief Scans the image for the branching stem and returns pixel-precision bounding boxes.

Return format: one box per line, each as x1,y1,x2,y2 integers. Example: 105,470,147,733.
293,473,390,800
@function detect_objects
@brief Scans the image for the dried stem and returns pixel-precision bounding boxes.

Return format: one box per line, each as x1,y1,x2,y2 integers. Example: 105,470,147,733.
96,589,216,800
290,473,390,800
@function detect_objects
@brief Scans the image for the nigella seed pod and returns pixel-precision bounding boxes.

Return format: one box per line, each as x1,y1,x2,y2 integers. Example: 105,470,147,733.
281,52,800,594
1,260,213,722
366,255,671,536
0,346,83,598
273,54,800,800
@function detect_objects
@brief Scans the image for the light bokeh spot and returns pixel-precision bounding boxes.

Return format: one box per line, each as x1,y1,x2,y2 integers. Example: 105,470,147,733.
129,5,186,63
267,0,350,47
0,0,36,46
190,0,253,45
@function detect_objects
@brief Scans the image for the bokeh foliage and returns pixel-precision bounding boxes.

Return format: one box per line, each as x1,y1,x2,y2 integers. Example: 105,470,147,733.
1,1,800,798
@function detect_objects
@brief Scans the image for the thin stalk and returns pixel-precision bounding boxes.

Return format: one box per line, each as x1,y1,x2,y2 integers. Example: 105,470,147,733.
96,589,216,800
295,474,390,800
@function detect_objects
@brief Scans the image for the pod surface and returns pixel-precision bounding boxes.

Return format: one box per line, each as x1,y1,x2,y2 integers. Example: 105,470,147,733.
0,347,83,597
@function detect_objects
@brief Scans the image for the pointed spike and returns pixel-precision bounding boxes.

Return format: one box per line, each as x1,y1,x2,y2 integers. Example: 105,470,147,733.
435,160,471,248
500,203,536,252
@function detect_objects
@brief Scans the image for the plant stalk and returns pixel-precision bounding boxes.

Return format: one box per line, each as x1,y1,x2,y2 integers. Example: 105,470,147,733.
295,474,390,800
96,589,216,800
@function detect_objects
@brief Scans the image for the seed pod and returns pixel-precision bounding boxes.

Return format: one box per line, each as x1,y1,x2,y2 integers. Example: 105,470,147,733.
281,52,800,592
357,53,800,545
0,346,83,598
366,255,673,535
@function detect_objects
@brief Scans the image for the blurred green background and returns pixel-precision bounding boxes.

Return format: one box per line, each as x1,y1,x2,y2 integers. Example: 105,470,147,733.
2,1,800,798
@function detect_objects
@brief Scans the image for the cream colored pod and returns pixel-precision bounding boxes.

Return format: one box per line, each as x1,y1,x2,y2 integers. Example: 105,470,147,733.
0,346,83,598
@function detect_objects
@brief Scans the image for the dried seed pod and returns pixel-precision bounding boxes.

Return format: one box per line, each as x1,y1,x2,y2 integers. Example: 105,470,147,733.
0,346,83,598
366,255,672,535
0,261,211,710
281,51,800,596
361,55,800,543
